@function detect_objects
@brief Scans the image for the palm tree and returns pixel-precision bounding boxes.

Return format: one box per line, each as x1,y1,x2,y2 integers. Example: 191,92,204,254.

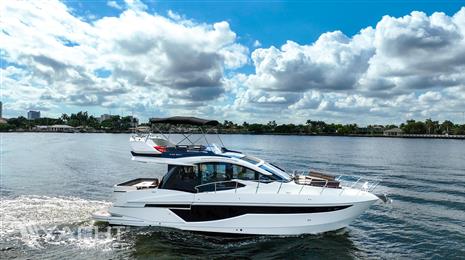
61,113,70,122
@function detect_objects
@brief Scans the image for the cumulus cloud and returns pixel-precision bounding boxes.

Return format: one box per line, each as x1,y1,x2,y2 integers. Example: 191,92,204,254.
124,0,147,11
107,1,122,10
1,1,465,124
247,9,465,96
0,0,247,117
235,8,465,123
359,10,465,97
247,29,375,92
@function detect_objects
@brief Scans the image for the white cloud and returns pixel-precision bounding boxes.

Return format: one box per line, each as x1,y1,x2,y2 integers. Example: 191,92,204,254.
1,0,248,117
124,0,147,11
419,91,442,103
235,8,465,123
167,10,182,20
107,1,122,10
247,29,375,92
257,95,286,103
1,1,464,124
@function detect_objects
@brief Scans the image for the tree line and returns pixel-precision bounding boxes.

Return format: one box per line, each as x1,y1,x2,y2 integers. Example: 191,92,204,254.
1,111,137,132
1,111,465,135
220,119,465,135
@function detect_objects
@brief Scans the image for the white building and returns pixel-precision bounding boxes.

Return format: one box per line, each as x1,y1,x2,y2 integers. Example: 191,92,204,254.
99,114,112,123
27,110,40,120
34,125,75,132
383,128,403,136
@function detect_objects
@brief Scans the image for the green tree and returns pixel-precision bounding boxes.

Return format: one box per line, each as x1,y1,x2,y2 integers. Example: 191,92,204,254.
402,120,426,134
440,120,454,134
425,118,439,134
0,123,15,132
7,116,29,129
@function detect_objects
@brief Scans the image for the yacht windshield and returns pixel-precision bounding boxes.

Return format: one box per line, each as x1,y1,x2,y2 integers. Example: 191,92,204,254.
259,163,291,181
241,156,261,165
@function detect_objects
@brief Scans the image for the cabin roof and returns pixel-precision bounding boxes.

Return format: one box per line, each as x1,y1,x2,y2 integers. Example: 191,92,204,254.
149,116,219,126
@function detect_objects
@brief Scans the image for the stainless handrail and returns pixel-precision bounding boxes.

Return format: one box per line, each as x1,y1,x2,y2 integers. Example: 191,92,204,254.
294,172,382,195
319,179,328,194
195,180,242,193
277,181,283,194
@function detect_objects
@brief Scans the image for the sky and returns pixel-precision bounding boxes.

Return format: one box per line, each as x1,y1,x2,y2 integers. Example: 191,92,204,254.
1,0,465,125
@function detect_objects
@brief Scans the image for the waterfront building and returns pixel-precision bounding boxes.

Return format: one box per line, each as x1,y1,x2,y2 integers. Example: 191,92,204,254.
99,114,112,122
27,110,41,120
129,125,150,132
371,125,385,134
33,124,75,132
128,115,139,125
384,128,403,136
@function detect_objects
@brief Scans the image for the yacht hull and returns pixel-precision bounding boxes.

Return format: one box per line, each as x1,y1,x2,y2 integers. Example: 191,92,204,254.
93,183,378,235
94,200,375,235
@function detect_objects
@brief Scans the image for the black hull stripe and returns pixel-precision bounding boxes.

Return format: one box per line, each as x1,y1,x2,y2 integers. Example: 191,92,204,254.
144,204,352,222
145,204,191,209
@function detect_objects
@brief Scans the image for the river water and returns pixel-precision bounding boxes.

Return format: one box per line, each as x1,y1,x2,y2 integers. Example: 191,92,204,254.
1,133,464,259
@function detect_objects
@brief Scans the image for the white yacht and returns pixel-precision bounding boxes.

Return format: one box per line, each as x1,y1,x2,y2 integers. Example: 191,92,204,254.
93,116,385,235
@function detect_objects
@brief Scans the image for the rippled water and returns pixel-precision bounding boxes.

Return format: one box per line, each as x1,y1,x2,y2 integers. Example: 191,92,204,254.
1,133,464,259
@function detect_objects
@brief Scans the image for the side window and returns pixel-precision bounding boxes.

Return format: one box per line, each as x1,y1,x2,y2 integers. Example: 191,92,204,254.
197,162,277,184
231,164,257,180
199,163,232,184
160,166,198,192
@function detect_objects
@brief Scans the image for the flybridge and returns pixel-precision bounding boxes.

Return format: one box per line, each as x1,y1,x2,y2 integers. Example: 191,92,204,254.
129,116,238,163
128,116,292,182
147,116,226,150
149,116,220,126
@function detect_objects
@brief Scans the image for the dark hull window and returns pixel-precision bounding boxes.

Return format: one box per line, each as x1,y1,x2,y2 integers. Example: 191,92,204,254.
151,204,353,222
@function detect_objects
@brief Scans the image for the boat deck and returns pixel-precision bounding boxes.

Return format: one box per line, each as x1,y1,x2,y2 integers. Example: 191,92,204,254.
117,178,159,190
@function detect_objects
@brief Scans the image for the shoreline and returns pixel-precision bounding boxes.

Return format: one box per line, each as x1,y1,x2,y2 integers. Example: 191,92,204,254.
3,131,465,139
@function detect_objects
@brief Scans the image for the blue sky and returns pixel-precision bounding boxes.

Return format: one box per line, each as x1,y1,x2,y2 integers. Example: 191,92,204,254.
66,1,465,46
2,0,465,124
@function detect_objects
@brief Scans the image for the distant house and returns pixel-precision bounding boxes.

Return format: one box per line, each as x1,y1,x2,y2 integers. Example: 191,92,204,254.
357,127,369,134
34,124,75,132
34,125,49,131
371,125,385,134
136,126,151,132
0,118,7,124
384,128,403,136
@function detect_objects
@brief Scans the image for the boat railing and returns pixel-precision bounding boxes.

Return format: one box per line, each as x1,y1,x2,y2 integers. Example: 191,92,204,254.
292,170,381,193
335,175,381,193
194,179,283,194
194,175,380,195
195,181,245,193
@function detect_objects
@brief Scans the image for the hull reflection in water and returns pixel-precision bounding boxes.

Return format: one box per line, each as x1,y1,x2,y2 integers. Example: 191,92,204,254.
128,226,361,259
